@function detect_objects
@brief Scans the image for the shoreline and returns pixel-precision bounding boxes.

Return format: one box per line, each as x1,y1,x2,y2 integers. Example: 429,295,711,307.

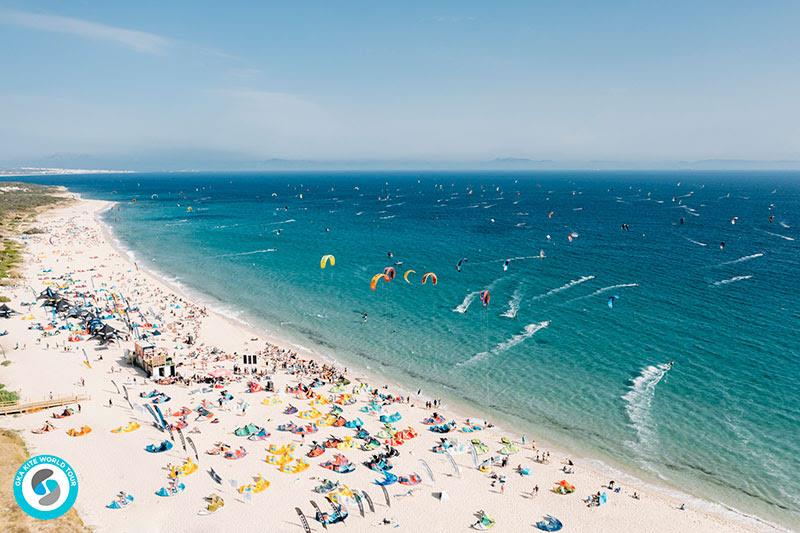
93,198,787,532
0,195,786,532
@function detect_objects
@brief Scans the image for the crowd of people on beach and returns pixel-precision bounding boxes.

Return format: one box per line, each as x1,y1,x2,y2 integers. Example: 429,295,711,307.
0,199,730,533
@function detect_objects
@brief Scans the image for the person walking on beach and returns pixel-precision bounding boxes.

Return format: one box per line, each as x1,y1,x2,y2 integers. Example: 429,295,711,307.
108,398,113,407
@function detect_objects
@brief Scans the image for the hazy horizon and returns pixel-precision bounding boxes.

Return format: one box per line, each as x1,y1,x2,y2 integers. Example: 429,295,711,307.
1,2,799,168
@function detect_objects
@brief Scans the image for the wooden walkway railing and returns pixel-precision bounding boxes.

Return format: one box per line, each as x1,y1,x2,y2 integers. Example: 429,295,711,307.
0,394,91,415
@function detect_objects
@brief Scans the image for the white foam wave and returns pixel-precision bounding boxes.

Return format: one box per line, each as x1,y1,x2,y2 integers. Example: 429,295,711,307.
505,254,545,263
622,362,672,459
779,221,790,228
495,321,549,352
500,287,522,318
268,219,296,225
717,253,763,267
210,248,277,259
756,229,795,241
460,321,550,365
532,275,594,300
453,291,479,313
568,283,638,302
471,255,545,267
683,237,708,247
712,275,753,287
675,205,700,216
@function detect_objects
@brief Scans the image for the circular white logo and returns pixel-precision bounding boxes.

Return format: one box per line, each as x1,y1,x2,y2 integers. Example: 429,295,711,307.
14,454,78,520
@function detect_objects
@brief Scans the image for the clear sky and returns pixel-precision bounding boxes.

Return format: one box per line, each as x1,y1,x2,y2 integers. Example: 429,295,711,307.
1,1,798,167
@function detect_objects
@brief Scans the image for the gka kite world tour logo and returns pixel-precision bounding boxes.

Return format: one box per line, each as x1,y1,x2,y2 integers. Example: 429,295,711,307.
13,454,78,520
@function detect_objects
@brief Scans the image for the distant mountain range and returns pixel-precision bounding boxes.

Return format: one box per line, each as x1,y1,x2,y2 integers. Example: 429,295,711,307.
2,151,800,174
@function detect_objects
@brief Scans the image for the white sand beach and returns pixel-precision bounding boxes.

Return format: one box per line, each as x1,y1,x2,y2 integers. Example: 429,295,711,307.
0,197,768,532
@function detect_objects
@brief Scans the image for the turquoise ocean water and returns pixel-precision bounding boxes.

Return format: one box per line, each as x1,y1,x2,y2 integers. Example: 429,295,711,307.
25,171,800,528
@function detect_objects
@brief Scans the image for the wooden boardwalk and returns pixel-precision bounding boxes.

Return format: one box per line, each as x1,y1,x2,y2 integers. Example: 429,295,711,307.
0,394,90,415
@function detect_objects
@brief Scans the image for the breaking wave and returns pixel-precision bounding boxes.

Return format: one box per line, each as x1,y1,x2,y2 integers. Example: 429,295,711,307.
683,237,708,247
717,253,763,267
756,229,795,241
712,275,753,287
568,283,638,302
500,287,522,318
453,291,480,314
622,362,672,461
210,248,277,259
532,275,595,300
459,321,550,365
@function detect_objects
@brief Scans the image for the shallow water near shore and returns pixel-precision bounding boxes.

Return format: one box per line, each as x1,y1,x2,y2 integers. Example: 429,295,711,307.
24,171,800,529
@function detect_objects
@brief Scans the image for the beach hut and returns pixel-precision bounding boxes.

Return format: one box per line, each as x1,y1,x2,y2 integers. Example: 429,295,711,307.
130,342,176,378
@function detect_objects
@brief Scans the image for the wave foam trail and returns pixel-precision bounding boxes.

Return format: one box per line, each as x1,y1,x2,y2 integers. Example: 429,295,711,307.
470,255,544,266
756,229,795,241
683,237,708,247
675,205,700,216
712,275,753,286
622,362,672,457
500,287,522,318
459,321,550,366
453,291,479,313
717,253,764,267
569,283,638,302
268,219,296,225
532,275,594,300
210,248,277,259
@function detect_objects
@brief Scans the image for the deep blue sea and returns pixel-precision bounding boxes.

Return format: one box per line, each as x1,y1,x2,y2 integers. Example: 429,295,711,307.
24,171,800,528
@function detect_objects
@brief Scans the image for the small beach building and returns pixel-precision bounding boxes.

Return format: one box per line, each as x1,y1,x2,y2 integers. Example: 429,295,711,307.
241,353,268,373
131,342,176,378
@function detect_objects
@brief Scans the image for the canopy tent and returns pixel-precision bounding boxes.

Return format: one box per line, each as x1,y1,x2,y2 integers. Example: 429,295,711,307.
0,303,17,318
90,324,123,344
85,317,105,334
42,297,71,310
54,299,73,313
37,287,60,300
65,306,88,319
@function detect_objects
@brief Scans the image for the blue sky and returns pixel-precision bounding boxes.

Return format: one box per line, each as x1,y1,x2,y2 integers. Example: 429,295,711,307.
0,1,798,167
